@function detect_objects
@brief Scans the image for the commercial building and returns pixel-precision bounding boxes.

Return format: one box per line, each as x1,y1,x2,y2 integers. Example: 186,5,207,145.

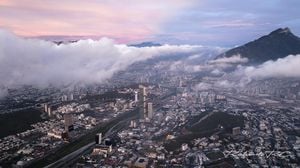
64,113,74,132
95,133,102,145
232,127,241,136
47,106,52,117
134,91,138,102
147,102,153,119
139,85,147,119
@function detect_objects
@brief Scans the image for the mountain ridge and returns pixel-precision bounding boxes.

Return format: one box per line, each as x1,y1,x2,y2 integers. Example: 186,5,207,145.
129,41,162,48
216,27,300,64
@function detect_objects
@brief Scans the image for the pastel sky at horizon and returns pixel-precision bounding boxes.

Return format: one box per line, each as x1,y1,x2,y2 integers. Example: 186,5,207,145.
1,0,300,46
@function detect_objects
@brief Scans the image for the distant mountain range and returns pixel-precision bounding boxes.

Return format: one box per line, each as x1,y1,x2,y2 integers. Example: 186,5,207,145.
53,40,78,45
216,27,300,64
129,41,162,48
51,40,162,47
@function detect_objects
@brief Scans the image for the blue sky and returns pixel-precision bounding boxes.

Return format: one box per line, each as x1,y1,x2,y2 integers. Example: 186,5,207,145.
156,0,300,46
1,0,300,47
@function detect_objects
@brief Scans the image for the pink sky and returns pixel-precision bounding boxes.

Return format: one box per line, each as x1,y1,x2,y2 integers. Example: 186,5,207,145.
0,0,192,43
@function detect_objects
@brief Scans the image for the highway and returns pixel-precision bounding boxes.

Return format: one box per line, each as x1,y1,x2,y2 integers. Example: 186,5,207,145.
45,116,134,168
191,111,216,128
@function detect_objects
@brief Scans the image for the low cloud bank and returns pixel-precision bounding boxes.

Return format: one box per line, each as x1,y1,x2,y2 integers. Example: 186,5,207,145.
225,54,300,88
193,54,300,90
209,54,248,64
244,54,300,78
0,29,217,97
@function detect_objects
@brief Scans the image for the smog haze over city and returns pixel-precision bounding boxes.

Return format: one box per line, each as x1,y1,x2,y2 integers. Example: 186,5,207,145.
1,1,300,167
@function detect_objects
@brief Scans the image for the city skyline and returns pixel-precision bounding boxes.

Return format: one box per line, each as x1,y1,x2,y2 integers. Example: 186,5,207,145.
0,1,300,167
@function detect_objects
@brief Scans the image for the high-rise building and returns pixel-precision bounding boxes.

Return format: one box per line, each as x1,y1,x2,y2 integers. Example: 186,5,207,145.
179,79,182,87
130,120,137,128
44,103,48,113
147,102,153,119
134,91,138,102
62,95,68,101
69,93,74,101
47,106,52,117
95,133,102,144
208,94,215,103
139,85,147,119
64,113,74,132
232,127,241,136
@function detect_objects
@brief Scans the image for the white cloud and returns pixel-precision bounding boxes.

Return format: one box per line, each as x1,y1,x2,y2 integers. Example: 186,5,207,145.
175,54,248,73
0,29,207,96
217,54,300,89
211,69,223,75
209,54,248,64
244,54,300,78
